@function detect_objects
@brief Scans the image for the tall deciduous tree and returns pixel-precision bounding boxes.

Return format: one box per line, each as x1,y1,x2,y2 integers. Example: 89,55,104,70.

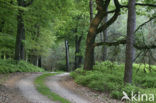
15,0,33,61
101,8,108,61
75,35,83,69
84,0,121,70
65,40,70,71
124,0,136,84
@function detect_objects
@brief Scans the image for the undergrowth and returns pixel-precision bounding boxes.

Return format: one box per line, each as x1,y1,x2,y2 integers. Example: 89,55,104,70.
0,59,44,74
71,61,156,103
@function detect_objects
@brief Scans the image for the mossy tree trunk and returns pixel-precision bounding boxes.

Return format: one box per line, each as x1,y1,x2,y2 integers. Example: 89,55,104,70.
84,0,120,70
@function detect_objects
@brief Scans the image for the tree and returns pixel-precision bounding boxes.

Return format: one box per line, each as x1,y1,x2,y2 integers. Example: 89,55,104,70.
84,0,121,70
89,0,93,21
65,40,70,71
101,7,108,61
0,0,18,59
75,35,83,69
15,0,33,61
124,0,136,84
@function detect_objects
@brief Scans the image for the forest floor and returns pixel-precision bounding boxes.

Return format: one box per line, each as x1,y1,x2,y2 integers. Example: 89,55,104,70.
0,73,31,103
0,73,121,103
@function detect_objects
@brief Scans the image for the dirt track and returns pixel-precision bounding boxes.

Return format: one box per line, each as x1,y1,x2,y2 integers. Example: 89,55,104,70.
0,73,120,103
17,73,56,103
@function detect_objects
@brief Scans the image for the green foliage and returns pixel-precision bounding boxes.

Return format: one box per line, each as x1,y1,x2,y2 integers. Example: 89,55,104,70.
0,59,44,74
0,34,15,56
55,61,66,71
71,61,156,100
34,73,70,103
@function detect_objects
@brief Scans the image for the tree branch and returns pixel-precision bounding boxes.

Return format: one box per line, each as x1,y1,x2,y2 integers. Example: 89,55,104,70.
135,16,156,33
136,3,156,7
121,3,156,8
104,9,116,14
94,15,156,49
94,39,156,50
93,39,126,47
135,44,156,50
96,0,121,34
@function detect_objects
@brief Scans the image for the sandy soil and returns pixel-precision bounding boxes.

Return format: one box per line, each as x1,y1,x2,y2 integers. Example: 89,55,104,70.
0,73,31,103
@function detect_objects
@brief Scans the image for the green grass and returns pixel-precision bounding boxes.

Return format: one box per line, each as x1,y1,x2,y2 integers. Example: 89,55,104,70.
71,61,156,103
34,73,71,103
0,59,44,74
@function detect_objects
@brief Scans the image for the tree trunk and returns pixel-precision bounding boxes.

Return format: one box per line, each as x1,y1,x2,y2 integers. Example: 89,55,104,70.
75,35,82,70
65,40,70,71
89,0,93,22
124,0,136,84
15,1,25,61
101,10,108,61
15,0,33,61
84,0,95,70
20,23,25,60
89,0,95,65
84,12,106,70
29,55,38,66
84,0,119,70
38,56,42,68
84,36,95,70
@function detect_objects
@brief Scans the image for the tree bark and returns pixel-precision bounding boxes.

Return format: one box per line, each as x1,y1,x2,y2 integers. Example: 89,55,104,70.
84,0,120,70
124,0,136,84
84,35,96,70
65,40,69,71
75,35,82,70
15,9,25,60
38,56,42,68
89,0,93,22
15,0,25,61
84,11,105,70
15,0,33,61
101,9,108,61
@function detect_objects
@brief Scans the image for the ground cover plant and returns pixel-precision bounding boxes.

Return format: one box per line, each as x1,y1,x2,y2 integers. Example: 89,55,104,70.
71,61,156,102
0,59,44,74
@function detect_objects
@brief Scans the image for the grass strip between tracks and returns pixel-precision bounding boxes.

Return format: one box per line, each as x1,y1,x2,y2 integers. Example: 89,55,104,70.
34,73,71,103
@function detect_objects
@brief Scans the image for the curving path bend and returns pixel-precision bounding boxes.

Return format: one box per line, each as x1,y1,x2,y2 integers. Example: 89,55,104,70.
17,73,91,103
46,73,91,103
17,73,57,103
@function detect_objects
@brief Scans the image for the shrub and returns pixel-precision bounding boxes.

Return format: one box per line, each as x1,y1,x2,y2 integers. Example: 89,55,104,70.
71,61,156,101
111,90,122,99
0,59,44,74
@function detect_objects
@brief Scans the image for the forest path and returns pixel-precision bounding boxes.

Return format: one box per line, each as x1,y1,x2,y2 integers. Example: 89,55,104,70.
16,72,120,103
17,73,92,103
46,73,120,103
17,73,57,103
46,73,91,103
